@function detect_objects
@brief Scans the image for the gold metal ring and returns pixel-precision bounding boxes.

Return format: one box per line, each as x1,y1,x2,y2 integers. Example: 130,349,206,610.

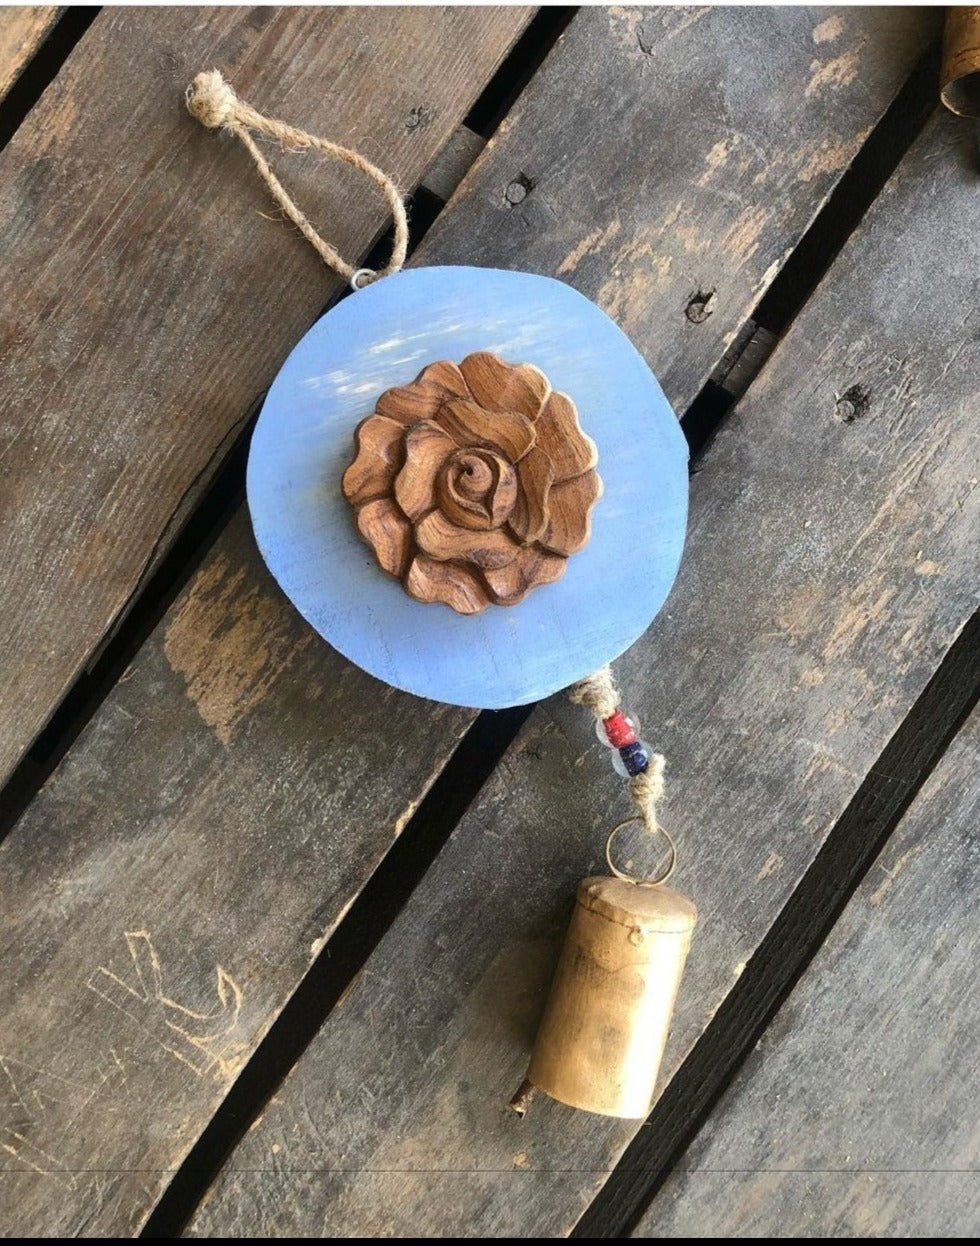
604,817,677,887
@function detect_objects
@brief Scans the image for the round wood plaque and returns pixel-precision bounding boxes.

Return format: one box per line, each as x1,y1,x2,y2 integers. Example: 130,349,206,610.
247,266,688,708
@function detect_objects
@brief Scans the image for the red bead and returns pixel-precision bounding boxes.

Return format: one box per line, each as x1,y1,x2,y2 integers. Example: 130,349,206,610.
603,709,637,749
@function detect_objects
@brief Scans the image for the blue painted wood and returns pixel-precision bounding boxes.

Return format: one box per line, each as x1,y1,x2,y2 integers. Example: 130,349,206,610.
247,266,688,708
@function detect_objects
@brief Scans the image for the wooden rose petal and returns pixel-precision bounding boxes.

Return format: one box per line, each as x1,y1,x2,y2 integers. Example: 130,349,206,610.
541,470,603,556
416,509,519,570
509,446,554,544
535,392,599,481
415,359,471,398
405,555,488,615
394,421,456,520
341,415,405,505
483,545,566,607
342,352,602,613
356,498,412,577
376,380,453,425
437,397,536,463
459,350,550,419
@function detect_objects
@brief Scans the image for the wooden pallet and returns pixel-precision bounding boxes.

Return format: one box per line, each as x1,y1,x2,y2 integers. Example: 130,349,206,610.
1,6,977,1239
633,701,980,1238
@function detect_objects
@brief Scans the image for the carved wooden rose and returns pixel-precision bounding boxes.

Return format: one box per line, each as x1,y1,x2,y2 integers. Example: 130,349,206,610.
341,352,601,614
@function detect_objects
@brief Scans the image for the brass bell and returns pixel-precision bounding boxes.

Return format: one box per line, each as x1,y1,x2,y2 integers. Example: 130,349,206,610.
941,7,980,117
514,821,696,1119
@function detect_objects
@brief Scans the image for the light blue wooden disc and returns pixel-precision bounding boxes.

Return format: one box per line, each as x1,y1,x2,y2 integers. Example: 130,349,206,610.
247,266,688,709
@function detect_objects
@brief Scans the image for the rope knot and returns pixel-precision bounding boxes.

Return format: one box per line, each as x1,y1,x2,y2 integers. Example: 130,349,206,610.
630,755,665,832
186,70,238,129
184,69,408,282
568,665,619,722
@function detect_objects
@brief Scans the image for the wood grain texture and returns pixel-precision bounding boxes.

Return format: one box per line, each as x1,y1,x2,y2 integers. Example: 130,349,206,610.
422,5,940,414
0,3,532,790
634,703,980,1238
0,6,59,103
0,511,474,1238
0,4,934,1238
0,7,533,1238
187,108,980,1238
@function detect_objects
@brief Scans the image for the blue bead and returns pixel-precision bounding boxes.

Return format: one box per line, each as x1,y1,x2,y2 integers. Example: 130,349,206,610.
613,740,650,777
621,742,649,776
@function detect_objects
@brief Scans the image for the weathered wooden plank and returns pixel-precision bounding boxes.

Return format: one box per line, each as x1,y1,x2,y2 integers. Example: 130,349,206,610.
423,5,939,413
0,513,474,1240
0,6,533,1237
0,3,531,790
186,105,980,1238
0,6,59,104
0,5,935,1237
633,703,980,1239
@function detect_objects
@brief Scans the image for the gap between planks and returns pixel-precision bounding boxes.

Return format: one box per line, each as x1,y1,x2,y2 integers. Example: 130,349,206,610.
630,694,980,1238
0,8,96,147
0,6,61,105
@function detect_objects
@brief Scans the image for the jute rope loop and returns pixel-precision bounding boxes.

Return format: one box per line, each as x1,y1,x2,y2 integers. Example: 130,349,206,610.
185,70,409,285
569,664,675,885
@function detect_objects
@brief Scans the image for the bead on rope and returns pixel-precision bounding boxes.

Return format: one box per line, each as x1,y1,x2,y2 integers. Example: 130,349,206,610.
568,664,672,884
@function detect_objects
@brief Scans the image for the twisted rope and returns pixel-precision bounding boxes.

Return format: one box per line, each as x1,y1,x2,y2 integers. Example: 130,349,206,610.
186,70,408,284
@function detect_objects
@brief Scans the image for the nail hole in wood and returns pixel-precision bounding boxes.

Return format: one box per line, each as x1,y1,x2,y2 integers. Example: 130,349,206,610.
685,287,717,324
834,383,871,423
405,106,432,131
505,172,535,206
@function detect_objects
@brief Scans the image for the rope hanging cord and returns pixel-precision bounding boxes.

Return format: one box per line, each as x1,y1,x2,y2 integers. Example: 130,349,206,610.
569,664,676,887
185,70,408,285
